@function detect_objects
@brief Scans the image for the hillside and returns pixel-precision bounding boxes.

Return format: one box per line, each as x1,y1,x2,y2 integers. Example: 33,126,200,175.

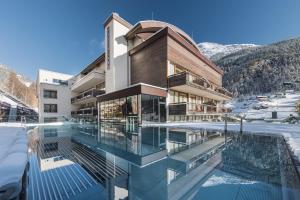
0,64,37,109
198,42,259,61
213,38,300,95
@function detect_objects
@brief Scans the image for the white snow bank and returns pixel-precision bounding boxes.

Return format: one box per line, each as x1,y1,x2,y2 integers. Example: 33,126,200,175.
227,92,300,120
0,126,28,199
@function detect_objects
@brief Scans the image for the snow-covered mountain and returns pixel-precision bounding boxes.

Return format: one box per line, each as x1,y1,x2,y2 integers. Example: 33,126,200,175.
0,64,33,87
198,42,259,61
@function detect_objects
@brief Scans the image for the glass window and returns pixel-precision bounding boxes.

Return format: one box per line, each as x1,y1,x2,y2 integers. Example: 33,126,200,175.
127,96,138,115
44,104,57,113
178,92,187,103
43,90,57,99
53,79,68,86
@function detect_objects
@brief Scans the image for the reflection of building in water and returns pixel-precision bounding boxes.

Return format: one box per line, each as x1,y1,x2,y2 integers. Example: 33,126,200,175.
70,124,227,200
31,126,129,200
30,125,300,200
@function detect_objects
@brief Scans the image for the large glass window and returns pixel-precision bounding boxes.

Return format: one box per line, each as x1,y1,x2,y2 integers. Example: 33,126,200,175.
141,94,165,122
43,90,57,99
126,96,138,115
99,94,166,122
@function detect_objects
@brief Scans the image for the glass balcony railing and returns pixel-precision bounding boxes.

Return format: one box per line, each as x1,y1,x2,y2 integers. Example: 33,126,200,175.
71,88,105,104
169,102,228,115
71,107,98,116
168,71,233,98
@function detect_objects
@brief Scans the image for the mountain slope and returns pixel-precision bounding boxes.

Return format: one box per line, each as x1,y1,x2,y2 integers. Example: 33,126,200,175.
215,38,300,95
0,64,37,108
198,42,259,61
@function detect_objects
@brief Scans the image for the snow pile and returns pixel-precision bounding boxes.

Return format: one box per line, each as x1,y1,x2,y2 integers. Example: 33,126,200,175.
227,92,300,121
0,125,28,200
198,42,259,60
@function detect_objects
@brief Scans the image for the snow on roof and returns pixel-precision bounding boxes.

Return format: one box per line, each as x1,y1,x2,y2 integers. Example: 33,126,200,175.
0,93,18,106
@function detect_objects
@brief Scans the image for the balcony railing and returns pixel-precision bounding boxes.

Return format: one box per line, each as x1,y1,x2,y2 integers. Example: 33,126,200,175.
71,71,105,92
71,107,98,116
71,88,105,104
168,72,233,98
169,102,228,115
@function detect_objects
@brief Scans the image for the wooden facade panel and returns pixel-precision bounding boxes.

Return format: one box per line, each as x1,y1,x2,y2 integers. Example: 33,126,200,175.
130,36,168,88
167,37,222,86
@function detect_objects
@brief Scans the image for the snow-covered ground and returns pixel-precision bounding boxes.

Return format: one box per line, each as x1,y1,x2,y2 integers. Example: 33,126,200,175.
0,123,28,200
226,92,300,121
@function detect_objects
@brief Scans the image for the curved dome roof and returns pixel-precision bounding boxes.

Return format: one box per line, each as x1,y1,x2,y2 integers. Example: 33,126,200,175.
126,20,199,50
126,20,223,75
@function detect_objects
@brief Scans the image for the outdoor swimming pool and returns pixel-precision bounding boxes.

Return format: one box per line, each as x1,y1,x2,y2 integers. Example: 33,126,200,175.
26,123,300,200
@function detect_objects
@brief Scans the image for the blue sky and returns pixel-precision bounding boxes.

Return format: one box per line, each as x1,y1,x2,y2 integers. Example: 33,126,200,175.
1,0,300,80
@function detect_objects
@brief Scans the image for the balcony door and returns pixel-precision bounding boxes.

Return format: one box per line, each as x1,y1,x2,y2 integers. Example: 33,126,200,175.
159,103,166,122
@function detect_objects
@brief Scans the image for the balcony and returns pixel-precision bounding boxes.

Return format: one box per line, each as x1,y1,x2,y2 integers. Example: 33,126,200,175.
71,107,98,116
168,72,233,100
71,71,105,92
71,88,105,104
169,102,228,116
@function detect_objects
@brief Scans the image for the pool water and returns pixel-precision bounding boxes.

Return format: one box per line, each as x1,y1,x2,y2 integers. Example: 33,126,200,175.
27,123,300,200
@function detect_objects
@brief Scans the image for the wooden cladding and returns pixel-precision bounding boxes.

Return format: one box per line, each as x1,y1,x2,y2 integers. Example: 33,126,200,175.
129,27,223,88
130,36,168,88
167,36,222,86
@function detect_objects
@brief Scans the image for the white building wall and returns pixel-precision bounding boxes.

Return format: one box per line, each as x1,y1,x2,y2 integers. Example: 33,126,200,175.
37,69,74,123
105,18,130,93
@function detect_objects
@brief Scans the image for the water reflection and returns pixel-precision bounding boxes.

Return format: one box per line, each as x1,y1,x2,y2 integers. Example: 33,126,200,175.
27,123,300,200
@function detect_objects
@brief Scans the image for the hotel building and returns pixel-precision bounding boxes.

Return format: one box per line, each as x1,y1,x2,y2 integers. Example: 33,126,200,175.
37,69,74,123
37,13,232,124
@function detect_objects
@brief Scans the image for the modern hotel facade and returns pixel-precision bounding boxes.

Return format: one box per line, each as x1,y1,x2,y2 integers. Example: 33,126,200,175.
37,13,232,124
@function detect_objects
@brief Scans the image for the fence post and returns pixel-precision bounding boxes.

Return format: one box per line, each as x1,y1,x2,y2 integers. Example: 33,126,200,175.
224,114,228,145
240,116,243,134
224,114,228,134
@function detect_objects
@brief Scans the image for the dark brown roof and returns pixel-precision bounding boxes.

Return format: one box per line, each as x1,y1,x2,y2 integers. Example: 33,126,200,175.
81,53,105,75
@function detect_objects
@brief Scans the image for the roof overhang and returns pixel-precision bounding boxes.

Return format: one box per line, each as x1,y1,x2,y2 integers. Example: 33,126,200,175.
80,53,105,75
97,83,167,102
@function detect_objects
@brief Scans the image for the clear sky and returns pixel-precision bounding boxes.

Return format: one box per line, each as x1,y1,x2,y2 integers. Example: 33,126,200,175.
1,0,300,80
